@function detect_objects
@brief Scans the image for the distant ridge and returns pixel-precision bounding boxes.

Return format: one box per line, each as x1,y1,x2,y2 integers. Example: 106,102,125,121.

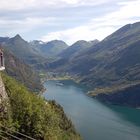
30,39,69,58
59,39,99,59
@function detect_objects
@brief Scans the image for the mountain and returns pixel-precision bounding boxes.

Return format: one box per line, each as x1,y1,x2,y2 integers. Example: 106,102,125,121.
0,35,81,139
77,22,140,87
49,39,99,71
30,40,69,58
0,47,43,92
59,40,99,59
0,35,46,70
0,37,9,42
49,21,140,107
1,22,140,107
2,34,37,61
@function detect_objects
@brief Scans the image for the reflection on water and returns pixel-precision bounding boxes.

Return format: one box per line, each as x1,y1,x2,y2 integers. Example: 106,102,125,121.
43,80,140,140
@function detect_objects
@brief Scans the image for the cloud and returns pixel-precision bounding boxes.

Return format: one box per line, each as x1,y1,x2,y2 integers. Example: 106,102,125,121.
40,26,115,45
90,0,140,30
0,0,139,43
40,0,140,44
105,0,140,21
0,17,57,37
60,0,115,6
0,0,119,11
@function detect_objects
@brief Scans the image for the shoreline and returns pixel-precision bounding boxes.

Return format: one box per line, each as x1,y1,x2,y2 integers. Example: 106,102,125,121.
43,78,140,109
45,75,82,84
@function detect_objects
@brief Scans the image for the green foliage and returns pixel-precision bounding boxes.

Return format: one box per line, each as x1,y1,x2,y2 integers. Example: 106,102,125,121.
0,98,13,128
1,73,81,140
3,48,43,92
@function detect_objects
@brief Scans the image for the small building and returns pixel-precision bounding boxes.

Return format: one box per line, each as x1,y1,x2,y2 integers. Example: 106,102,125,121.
0,49,5,71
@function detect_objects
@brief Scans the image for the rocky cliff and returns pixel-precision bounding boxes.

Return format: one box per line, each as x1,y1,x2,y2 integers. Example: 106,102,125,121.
0,73,8,115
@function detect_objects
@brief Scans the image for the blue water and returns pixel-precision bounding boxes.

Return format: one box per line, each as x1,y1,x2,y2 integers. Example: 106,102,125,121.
43,80,140,140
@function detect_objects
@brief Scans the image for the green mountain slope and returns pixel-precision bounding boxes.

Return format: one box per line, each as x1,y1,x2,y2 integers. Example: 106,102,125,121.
0,73,81,140
49,21,140,107
59,40,99,59
31,40,69,58
0,35,46,70
50,22,140,85
89,82,140,107
78,22,140,87
49,40,99,72
2,48,43,92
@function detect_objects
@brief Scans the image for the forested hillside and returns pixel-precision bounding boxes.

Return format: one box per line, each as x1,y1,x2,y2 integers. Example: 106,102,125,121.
0,73,81,140
0,47,43,92
0,35,47,70
48,22,140,107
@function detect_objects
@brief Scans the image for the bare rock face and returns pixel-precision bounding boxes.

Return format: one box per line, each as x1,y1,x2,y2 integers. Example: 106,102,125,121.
0,74,8,113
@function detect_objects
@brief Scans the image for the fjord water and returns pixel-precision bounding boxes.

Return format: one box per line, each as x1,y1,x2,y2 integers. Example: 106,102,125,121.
43,80,140,140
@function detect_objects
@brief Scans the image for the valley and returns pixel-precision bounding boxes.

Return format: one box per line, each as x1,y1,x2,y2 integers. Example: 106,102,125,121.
0,21,140,140
0,0,140,139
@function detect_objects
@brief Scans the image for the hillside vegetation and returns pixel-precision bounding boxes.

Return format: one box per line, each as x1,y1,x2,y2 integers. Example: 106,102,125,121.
3,49,43,92
0,35,47,70
30,40,69,58
0,73,81,140
48,22,140,107
49,22,140,88
1,22,140,107
88,83,140,107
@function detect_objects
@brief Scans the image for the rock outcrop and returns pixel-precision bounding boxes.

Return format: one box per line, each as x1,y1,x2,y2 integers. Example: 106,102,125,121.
0,73,8,113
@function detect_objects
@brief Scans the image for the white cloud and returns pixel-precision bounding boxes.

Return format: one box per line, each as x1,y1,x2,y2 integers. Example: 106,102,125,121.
0,17,56,28
90,0,140,29
61,0,80,5
105,0,140,21
60,0,114,6
0,0,35,10
0,0,77,10
41,26,115,45
40,0,140,44
0,0,139,43
0,17,56,36
0,0,118,10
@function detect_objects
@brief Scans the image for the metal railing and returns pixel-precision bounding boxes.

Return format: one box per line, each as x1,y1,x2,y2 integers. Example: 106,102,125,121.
0,125,36,140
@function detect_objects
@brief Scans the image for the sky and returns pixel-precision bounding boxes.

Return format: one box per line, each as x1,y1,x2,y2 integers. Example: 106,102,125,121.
0,0,140,45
